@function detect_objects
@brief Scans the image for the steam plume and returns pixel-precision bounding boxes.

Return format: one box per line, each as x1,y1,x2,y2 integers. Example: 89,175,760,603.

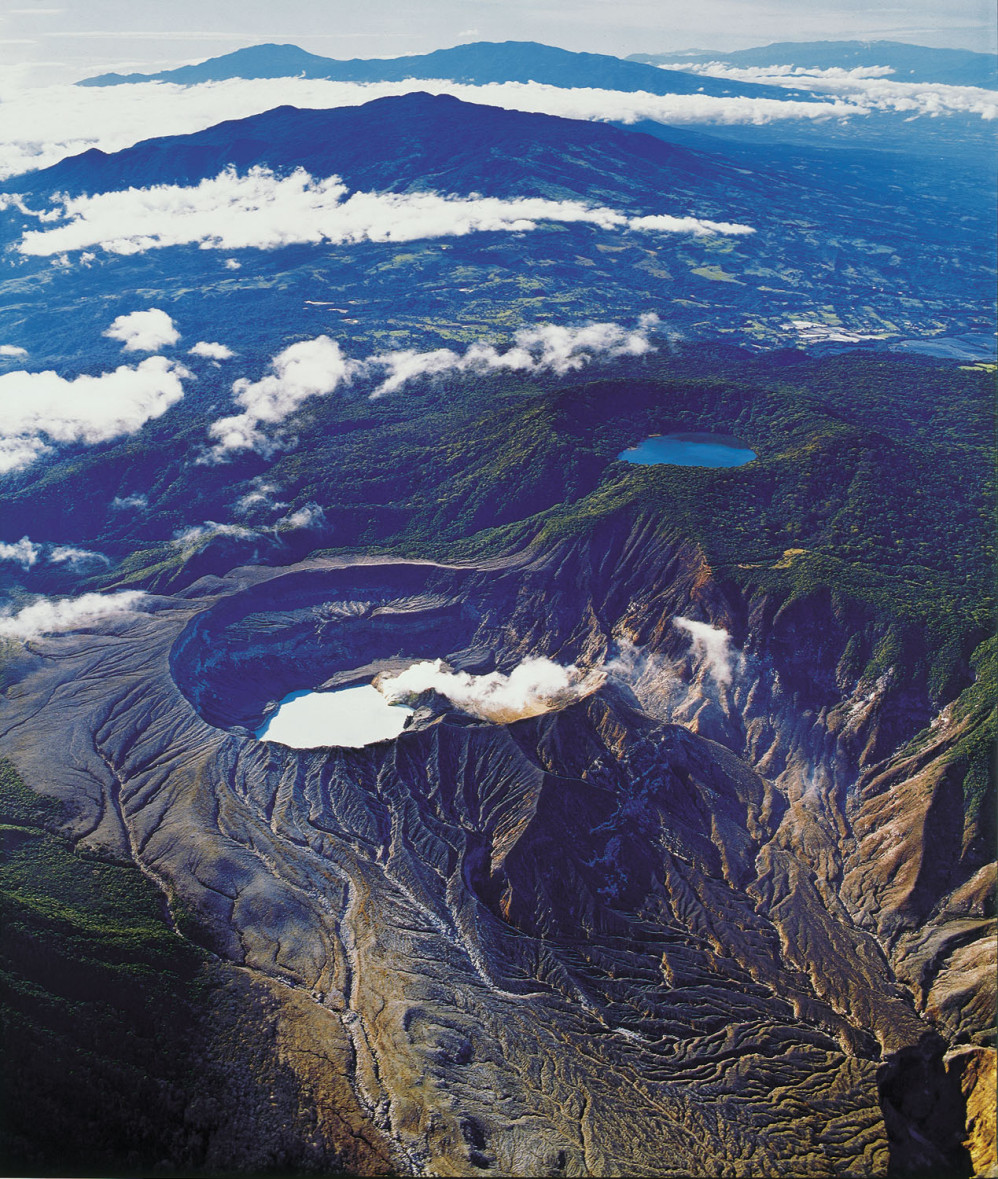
379,656,601,723
673,616,735,685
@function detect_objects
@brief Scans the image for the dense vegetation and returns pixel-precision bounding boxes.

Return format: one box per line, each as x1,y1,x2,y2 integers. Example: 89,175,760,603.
0,760,362,1178
0,758,205,1174
522,352,994,688
2,348,992,664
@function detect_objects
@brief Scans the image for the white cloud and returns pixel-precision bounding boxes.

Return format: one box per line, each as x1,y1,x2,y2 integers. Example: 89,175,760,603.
369,316,661,396
234,477,280,515
207,335,358,458
177,491,322,544
460,79,862,126
188,340,234,359
171,521,259,550
379,656,601,723
0,590,148,640
1,539,113,578
629,214,754,236
0,537,42,569
110,492,147,509
0,192,57,218
3,60,985,188
659,63,898,81
47,545,111,568
15,165,754,258
659,62,998,119
103,307,180,351
673,616,735,685
0,345,29,358
0,356,190,473
0,76,868,182
205,316,662,453
0,436,50,472
223,258,242,269
277,502,325,530
235,493,267,512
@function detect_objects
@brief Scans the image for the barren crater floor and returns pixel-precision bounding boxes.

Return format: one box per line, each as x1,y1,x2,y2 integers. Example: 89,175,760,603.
0,535,994,1177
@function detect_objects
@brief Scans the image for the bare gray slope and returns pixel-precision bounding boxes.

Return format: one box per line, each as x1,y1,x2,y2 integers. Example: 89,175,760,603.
1,527,992,1175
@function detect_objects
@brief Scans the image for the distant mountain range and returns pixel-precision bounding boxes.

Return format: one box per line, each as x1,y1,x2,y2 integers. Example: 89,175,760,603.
628,39,998,88
76,39,814,102
71,37,998,166
77,37,998,95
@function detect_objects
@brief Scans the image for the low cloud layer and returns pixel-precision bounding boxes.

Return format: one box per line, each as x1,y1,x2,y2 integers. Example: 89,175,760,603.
206,317,662,456
110,492,147,509
47,545,111,569
0,537,111,572
103,307,180,351
659,62,998,120
0,537,41,569
0,75,866,182
170,502,325,551
16,166,754,259
208,334,356,458
4,67,990,187
171,520,260,552
369,316,660,396
0,355,190,473
0,590,149,640
277,502,325,530
379,656,600,723
233,477,280,515
673,616,736,685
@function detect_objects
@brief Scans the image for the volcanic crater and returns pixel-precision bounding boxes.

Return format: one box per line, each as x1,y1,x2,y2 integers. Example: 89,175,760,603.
2,528,994,1177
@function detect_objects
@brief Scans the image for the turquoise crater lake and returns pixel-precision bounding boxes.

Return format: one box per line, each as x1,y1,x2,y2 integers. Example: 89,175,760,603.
618,433,756,468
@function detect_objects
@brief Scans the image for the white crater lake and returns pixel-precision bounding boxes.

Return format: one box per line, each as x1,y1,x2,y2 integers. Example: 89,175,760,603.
256,685,413,749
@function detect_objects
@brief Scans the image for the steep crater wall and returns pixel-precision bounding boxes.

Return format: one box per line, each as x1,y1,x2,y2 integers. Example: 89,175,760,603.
169,562,505,732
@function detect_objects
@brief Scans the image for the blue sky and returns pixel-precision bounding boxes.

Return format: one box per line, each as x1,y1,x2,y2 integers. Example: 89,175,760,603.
1,0,995,87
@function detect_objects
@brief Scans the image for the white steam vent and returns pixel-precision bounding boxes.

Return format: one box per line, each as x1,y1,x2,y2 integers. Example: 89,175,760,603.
673,616,735,685
379,656,602,724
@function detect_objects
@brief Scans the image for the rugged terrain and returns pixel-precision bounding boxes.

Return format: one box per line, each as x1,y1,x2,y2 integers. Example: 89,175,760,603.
1,509,994,1175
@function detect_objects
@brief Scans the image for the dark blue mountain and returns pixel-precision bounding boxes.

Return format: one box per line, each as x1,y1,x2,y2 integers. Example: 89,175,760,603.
629,40,998,88
76,39,809,102
7,93,746,203
13,89,989,238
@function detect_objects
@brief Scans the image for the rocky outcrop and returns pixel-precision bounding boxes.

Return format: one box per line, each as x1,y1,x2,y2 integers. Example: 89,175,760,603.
946,1047,998,1178
0,524,993,1175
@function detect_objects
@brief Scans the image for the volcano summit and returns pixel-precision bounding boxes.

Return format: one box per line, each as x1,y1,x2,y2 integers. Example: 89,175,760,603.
0,32,994,1179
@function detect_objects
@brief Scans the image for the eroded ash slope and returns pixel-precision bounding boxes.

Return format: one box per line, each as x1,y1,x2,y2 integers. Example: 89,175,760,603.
1,515,992,1177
